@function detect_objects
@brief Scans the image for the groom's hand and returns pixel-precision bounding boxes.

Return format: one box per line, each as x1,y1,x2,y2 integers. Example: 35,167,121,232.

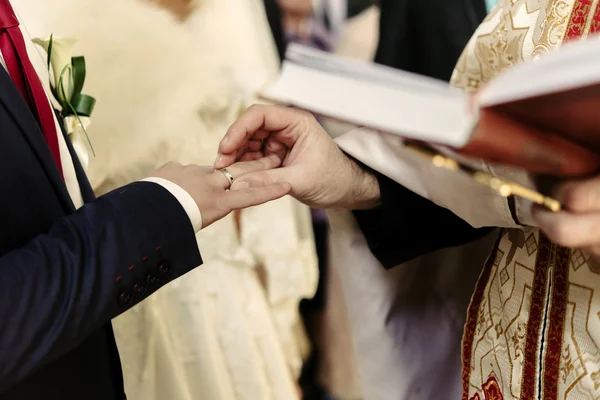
214,104,380,209
152,155,291,228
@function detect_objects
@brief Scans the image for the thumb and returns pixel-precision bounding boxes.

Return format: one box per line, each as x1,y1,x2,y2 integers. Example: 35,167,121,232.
231,168,293,191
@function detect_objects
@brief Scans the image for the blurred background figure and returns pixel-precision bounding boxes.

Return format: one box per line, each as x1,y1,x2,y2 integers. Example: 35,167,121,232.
265,0,373,56
15,0,318,399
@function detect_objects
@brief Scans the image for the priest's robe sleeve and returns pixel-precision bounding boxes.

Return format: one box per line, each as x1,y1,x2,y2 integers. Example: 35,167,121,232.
336,128,536,268
353,172,492,268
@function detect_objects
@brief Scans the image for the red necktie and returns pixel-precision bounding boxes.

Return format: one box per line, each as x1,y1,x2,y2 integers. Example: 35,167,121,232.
0,0,63,176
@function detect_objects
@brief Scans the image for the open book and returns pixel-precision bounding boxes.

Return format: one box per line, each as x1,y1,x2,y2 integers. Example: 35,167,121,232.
261,41,600,211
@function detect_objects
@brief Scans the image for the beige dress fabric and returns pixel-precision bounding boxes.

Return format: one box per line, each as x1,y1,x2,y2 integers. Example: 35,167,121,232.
14,0,318,399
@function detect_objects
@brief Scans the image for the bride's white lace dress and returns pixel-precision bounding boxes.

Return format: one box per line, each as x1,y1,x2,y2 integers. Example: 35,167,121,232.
16,0,318,399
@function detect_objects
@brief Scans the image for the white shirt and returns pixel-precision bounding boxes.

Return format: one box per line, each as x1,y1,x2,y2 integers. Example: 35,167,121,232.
0,30,203,232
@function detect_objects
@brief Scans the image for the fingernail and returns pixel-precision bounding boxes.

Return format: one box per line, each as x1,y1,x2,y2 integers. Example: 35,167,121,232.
232,181,249,191
214,154,222,166
221,136,229,145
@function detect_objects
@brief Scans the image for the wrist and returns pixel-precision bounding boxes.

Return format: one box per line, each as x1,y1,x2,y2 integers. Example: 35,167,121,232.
142,177,203,232
339,157,381,210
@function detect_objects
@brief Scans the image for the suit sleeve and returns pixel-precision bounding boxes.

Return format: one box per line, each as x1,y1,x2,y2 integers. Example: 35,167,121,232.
353,172,492,268
0,181,202,391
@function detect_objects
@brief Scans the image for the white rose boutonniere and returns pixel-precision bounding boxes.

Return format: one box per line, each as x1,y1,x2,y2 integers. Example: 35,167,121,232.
33,35,96,170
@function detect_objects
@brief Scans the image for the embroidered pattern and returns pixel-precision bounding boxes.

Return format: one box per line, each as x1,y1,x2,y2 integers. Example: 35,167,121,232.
454,1,600,397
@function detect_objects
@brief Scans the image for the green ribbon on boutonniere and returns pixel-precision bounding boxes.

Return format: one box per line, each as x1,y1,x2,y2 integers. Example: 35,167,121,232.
33,34,96,156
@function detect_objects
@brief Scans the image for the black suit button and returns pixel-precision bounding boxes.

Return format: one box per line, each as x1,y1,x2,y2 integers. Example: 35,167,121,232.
158,261,172,278
132,282,147,297
118,291,133,307
146,272,160,286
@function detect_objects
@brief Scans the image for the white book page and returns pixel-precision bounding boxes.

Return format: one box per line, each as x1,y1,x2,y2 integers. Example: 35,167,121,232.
286,44,456,96
479,37,600,107
264,45,476,148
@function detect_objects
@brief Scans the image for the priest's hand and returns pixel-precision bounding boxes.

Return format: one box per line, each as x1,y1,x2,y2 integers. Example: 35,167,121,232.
214,104,380,209
532,175,600,258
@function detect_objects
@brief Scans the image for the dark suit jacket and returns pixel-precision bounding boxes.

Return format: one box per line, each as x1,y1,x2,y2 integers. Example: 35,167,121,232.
354,0,492,268
0,67,202,399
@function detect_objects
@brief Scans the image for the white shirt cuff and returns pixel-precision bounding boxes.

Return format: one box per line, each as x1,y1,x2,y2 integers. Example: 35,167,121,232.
142,177,203,232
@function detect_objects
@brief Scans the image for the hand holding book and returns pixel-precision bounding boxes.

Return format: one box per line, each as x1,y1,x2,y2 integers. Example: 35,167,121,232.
259,41,600,210
532,172,600,260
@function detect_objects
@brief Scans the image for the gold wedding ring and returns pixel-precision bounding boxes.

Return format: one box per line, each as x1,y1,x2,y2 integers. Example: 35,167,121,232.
219,168,234,189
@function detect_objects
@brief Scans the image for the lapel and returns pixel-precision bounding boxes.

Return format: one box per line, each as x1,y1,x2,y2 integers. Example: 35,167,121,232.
69,141,96,203
0,67,76,212
54,110,96,203
462,0,488,32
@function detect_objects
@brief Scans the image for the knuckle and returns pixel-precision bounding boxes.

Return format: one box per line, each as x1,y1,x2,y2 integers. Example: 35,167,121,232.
241,173,267,187
163,161,182,169
247,104,262,114
258,157,271,168
564,183,599,212
299,111,316,125
545,222,575,248
183,164,201,174
259,172,273,186
242,189,259,206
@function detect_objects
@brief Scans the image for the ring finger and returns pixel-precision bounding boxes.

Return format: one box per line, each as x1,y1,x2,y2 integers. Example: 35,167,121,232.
213,154,282,189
